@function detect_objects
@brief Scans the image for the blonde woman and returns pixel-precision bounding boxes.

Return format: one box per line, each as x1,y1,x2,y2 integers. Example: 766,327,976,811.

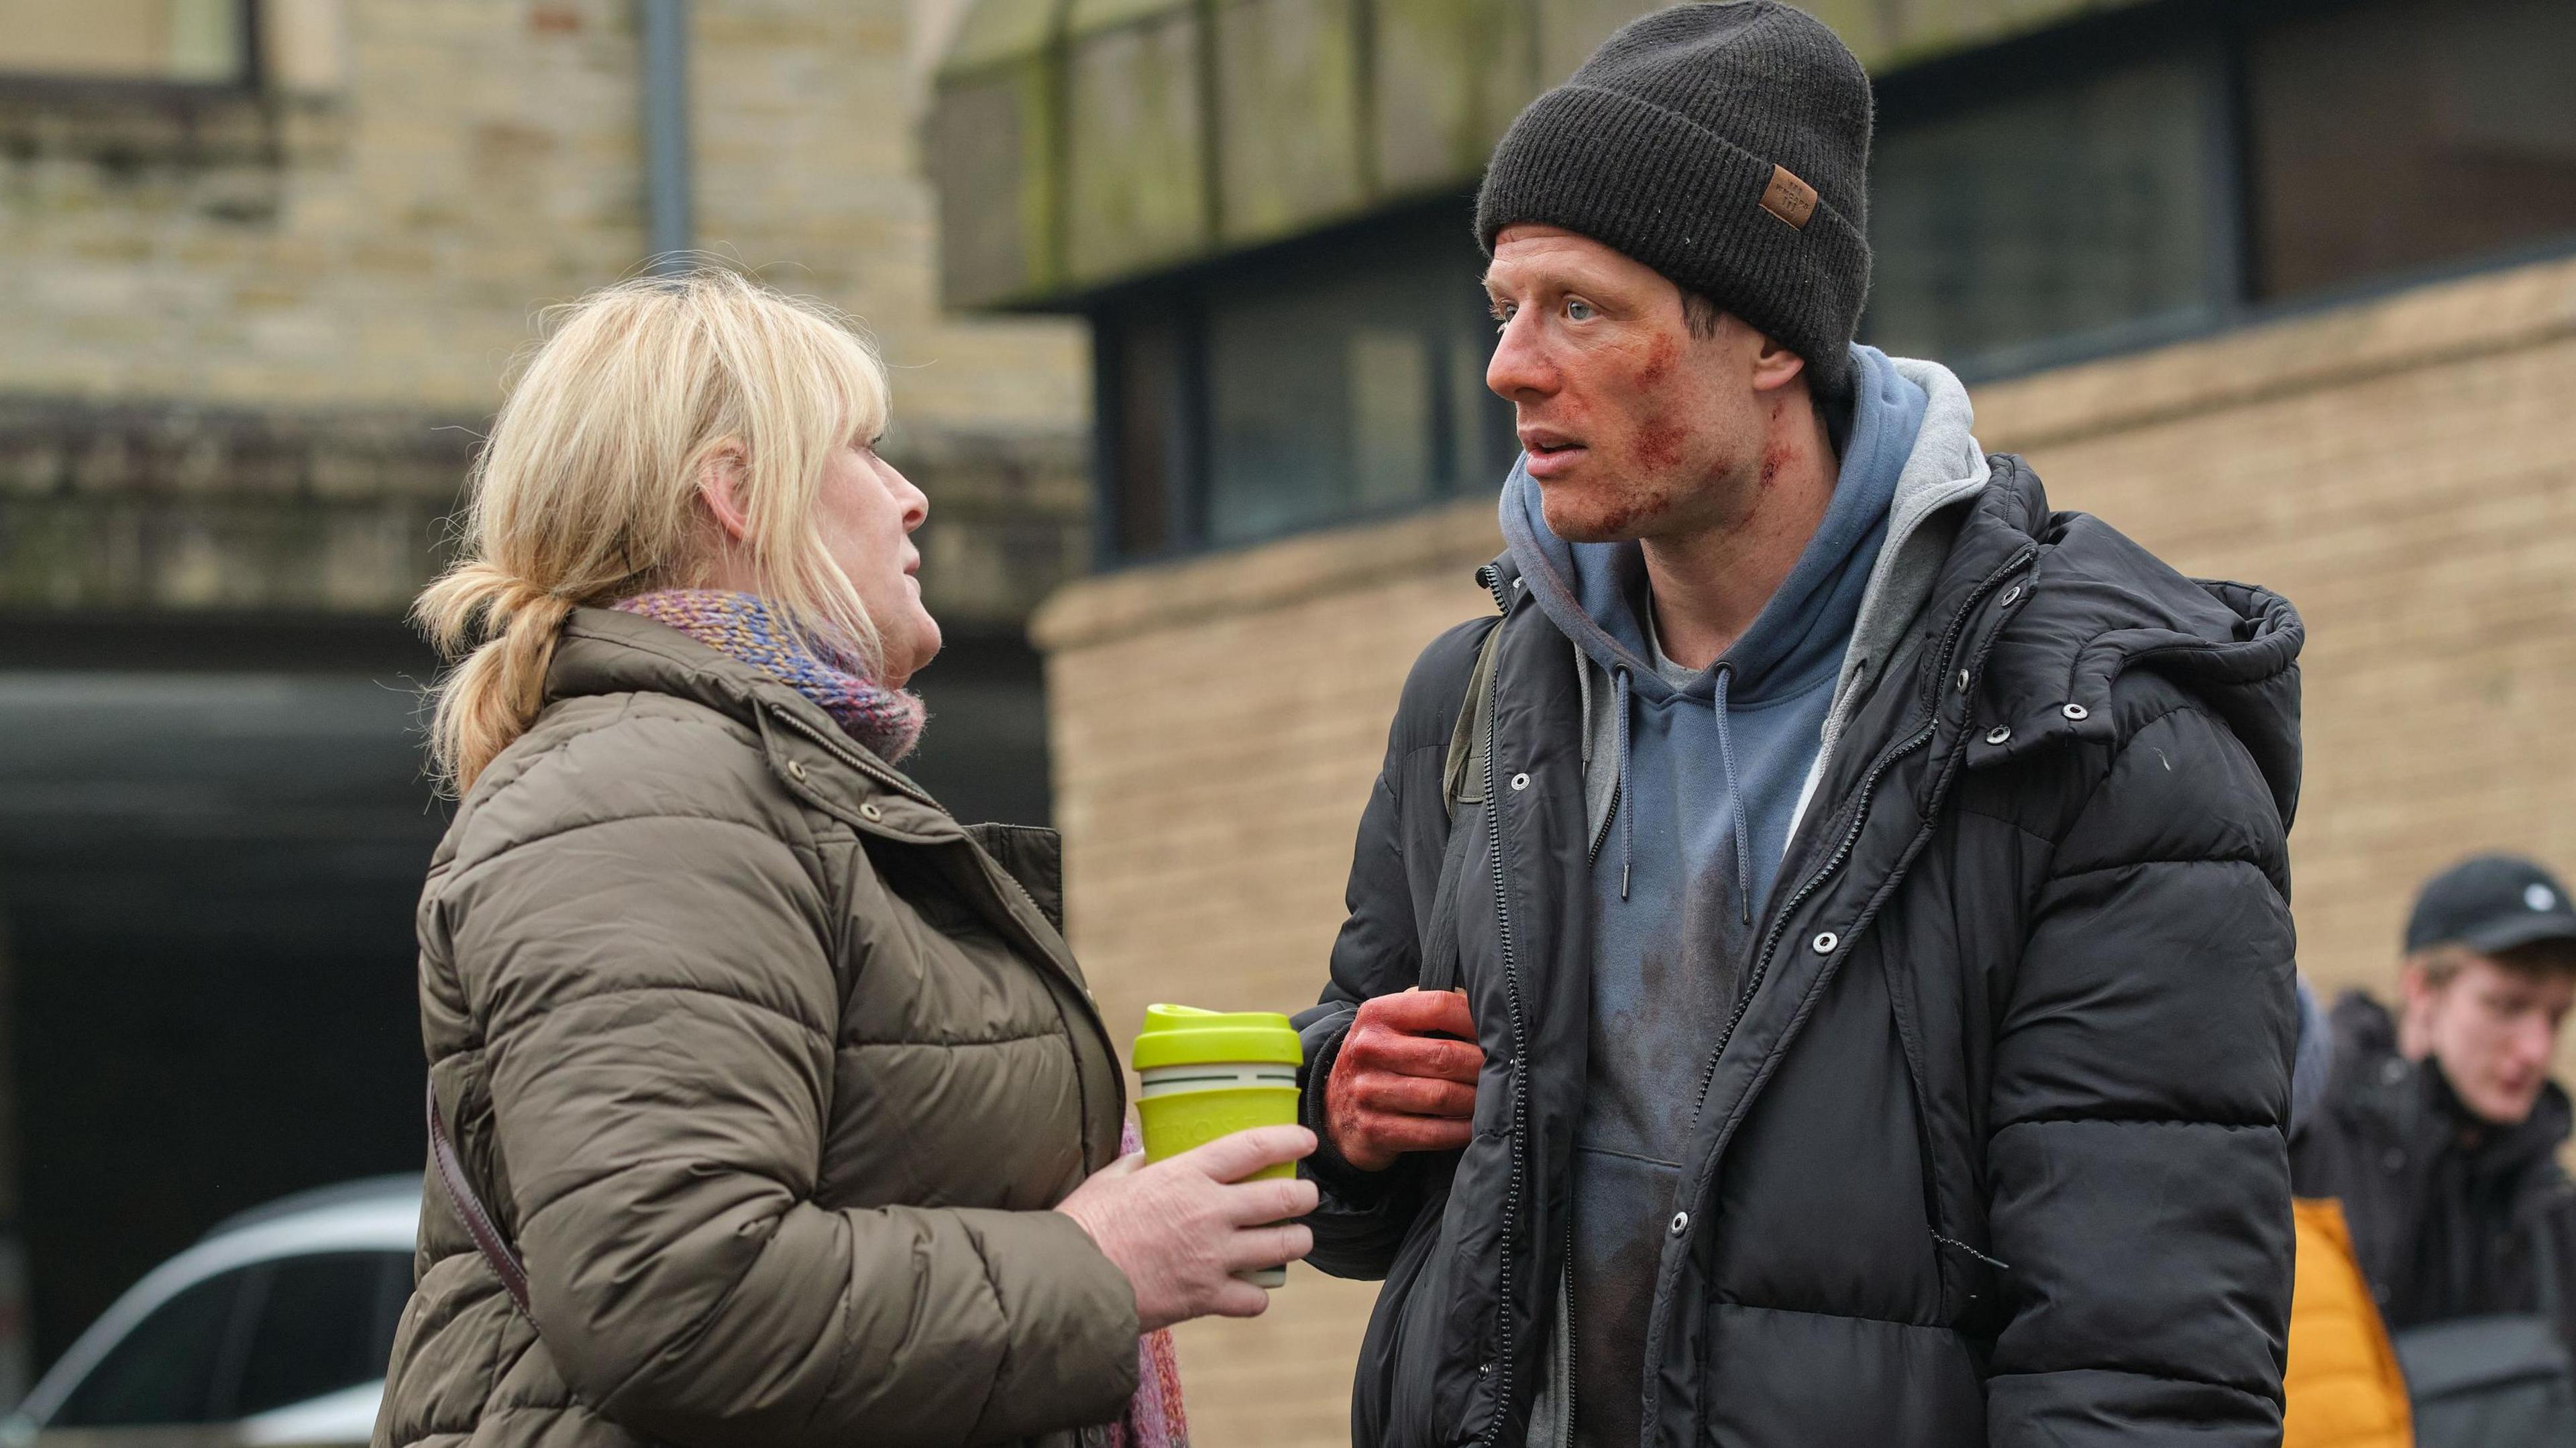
380,271,1314,1448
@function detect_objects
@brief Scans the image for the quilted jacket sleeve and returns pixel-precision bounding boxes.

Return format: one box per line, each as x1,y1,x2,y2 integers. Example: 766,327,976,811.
1984,702,2298,1446
1294,618,1494,1279
455,738,1137,1448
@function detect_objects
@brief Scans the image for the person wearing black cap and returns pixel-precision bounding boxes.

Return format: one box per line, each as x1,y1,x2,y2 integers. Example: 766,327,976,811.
1290,4,2304,1446
2293,854,2576,1416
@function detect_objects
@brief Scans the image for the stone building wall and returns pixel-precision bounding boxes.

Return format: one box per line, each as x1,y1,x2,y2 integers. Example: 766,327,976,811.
0,0,1089,624
1032,252,2576,1446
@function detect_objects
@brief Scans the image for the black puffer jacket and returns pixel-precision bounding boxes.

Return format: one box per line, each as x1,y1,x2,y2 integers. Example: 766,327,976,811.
1295,458,2302,1447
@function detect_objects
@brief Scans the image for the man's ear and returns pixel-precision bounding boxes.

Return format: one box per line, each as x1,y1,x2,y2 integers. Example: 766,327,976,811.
2399,960,2433,1009
2398,961,2440,1060
696,447,751,543
1748,331,1809,394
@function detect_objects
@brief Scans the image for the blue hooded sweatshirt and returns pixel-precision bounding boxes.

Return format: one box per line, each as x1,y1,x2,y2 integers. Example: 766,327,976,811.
1499,344,1927,1448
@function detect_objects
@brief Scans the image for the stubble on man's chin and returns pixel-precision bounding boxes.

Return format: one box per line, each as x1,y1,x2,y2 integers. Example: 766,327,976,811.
1541,478,1684,545
1543,467,1758,547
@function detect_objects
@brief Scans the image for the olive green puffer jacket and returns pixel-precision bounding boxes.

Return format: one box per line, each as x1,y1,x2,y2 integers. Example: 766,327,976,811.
377,608,1140,1448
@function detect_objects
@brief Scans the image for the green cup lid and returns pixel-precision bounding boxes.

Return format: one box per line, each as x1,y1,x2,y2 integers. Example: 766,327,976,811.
1132,1003,1303,1070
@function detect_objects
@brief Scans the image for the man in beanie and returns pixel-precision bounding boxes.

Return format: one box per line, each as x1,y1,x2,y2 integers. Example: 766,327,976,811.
1291,5,2304,1445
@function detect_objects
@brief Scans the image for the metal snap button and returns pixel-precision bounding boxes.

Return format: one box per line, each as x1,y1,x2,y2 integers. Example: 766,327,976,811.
859,802,883,822
1668,1211,1690,1237
2000,585,2022,606
2060,703,2089,721
1811,930,1839,954
1510,772,1530,791
785,760,808,781
1984,726,2010,746
1477,1360,1493,1376
1955,668,1970,693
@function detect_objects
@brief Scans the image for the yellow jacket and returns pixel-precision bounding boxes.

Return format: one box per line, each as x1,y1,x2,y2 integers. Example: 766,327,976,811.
2284,1198,2413,1448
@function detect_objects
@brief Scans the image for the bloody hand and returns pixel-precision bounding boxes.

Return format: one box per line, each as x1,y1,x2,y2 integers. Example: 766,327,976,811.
1324,987,1483,1173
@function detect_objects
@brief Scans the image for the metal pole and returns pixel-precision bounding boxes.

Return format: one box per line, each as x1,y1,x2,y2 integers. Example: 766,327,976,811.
641,0,693,274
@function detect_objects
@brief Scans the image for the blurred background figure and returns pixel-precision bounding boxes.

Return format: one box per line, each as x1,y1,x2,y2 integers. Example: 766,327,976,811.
2294,855,2576,1443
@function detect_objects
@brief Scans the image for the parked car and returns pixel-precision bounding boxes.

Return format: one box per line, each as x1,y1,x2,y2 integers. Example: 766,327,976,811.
3,1176,419,1448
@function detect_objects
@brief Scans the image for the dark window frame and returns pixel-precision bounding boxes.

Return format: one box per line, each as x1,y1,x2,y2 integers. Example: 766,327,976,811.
1869,0,2576,382
0,0,263,98
1089,190,1507,568
1862,0,2258,379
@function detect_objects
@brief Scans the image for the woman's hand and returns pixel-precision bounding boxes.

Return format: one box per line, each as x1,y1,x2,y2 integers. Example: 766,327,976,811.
1055,1125,1319,1332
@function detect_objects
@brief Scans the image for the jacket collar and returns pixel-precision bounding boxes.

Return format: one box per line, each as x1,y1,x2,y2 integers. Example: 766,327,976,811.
547,607,959,846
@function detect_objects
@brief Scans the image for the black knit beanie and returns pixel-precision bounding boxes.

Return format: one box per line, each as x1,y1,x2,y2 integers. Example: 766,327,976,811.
1476,2,1873,400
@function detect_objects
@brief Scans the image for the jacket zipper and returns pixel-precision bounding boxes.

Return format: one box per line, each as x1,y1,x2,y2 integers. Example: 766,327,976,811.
1474,567,1532,1448
1685,722,1934,1121
1496,554,1576,1447
1560,1213,1580,1443
1686,543,2039,1125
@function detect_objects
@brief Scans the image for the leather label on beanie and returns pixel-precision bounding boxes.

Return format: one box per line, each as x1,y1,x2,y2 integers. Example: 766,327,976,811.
1759,164,1817,229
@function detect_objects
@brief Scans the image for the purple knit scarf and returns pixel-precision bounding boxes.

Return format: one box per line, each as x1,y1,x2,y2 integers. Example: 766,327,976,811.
614,590,926,763
1102,1123,1191,1448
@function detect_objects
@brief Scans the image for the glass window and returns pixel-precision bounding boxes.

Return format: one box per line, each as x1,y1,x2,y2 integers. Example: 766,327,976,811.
1095,204,1515,561
1201,225,1509,548
230,1252,413,1416
1106,308,1191,559
2250,0,2576,301
1868,54,2226,368
50,1269,247,1427
0,0,249,85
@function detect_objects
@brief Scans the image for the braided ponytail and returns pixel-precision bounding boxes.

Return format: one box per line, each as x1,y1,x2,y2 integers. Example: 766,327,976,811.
415,564,579,791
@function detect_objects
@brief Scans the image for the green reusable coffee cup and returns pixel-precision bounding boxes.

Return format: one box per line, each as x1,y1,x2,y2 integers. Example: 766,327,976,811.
1132,1003,1303,1287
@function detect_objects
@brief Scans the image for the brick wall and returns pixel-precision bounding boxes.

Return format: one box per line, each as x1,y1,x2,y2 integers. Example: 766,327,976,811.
0,0,1089,619
1032,252,2576,1445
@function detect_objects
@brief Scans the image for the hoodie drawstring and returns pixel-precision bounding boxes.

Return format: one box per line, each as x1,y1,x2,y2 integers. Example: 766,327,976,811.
1712,663,1753,927
1614,664,1634,900
1613,661,1752,924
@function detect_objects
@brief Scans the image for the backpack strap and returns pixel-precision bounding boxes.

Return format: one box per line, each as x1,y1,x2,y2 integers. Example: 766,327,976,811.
1442,614,1507,820
427,1077,537,1325
1419,615,1507,994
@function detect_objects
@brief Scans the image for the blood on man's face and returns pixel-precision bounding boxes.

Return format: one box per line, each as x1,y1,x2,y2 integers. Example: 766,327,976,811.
1483,224,1792,545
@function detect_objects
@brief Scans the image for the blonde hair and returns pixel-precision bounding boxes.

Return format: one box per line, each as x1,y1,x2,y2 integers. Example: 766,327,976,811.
417,269,892,793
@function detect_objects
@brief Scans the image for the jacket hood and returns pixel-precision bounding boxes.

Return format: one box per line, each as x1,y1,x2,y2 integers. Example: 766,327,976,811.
1961,471,2305,832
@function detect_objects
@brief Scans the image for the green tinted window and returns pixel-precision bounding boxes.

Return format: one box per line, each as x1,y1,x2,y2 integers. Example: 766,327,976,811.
52,1270,246,1427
